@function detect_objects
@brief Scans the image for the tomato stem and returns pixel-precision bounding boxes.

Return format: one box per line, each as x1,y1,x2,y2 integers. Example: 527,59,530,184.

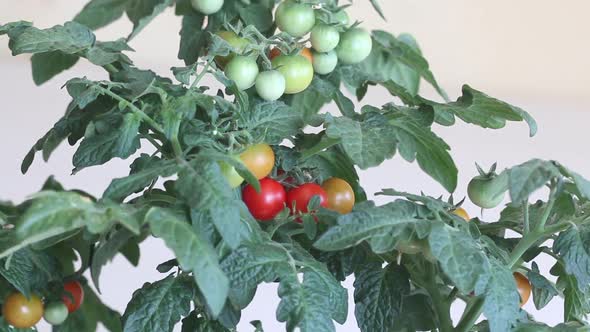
523,201,530,234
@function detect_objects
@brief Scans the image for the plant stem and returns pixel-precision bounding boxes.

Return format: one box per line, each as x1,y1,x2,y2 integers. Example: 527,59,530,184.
535,185,557,231
103,63,119,74
523,201,530,234
455,297,485,332
102,89,165,135
424,265,454,332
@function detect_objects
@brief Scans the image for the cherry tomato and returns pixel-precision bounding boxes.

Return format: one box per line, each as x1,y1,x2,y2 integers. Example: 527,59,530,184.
275,0,316,37
468,174,507,209
311,24,340,53
240,144,275,180
191,0,224,15
255,70,286,101
321,177,355,214
2,293,44,328
62,281,84,313
514,272,531,307
272,55,314,94
224,56,259,90
453,207,470,221
312,50,338,75
269,47,313,63
335,28,373,64
43,302,68,326
214,30,249,68
287,183,328,214
332,10,350,26
219,160,244,188
242,178,287,220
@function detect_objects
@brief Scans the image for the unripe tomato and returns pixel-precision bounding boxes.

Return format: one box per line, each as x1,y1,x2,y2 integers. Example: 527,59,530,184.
214,30,249,68
269,47,313,63
240,144,275,180
453,207,470,221
275,0,316,37
219,160,244,188
191,0,224,15
514,272,531,307
43,302,68,326
332,10,350,26
467,174,507,209
287,183,328,214
311,24,341,52
225,56,259,90
62,281,84,313
255,70,286,101
312,50,338,75
335,28,373,64
242,178,287,220
321,177,355,214
272,55,314,94
2,293,44,328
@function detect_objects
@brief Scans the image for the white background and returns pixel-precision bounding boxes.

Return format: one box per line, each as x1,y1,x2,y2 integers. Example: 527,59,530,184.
1,1,589,331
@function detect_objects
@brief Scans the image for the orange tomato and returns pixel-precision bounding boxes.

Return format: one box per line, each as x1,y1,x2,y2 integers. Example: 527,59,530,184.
453,207,470,221
514,272,531,307
2,293,44,328
240,144,275,180
269,47,313,63
321,177,355,214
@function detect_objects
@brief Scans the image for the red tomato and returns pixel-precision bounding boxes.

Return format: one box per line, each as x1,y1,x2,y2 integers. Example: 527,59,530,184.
242,178,287,221
62,281,84,313
287,183,328,214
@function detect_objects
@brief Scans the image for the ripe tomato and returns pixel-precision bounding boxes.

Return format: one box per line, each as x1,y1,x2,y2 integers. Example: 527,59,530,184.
287,183,328,214
467,174,507,209
214,30,249,68
2,293,44,328
269,47,313,63
225,56,259,90
272,55,314,94
275,0,316,37
43,302,68,326
191,0,224,15
242,178,287,220
322,177,355,214
514,272,531,307
453,207,470,221
335,28,373,64
62,281,84,313
240,144,275,180
312,50,338,75
219,160,244,188
255,70,286,101
311,24,340,53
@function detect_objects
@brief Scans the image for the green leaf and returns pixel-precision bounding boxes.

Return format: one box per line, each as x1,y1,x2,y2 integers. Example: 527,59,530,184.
400,293,437,331
428,222,489,293
241,100,303,145
325,112,397,169
285,77,338,125
238,5,274,33
176,161,232,210
368,0,386,20
181,311,232,332
85,39,133,66
353,263,410,332
552,263,590,322
178,14,207,65
146,207,229,316
508,159,561,203
74,0,128,30
4,21,95,55
122,274,194,332
91,228,136,292
0,248,61,297
126,0,174,40
528,262,559,310
209,201,251,250
73,112,142,171
314,201,428,253
31,52,79,85
554,225,590,292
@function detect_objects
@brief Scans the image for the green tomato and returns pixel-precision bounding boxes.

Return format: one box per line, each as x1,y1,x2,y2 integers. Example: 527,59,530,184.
312,50,338,75
214,30,249,68
333,10,350,26
335,28,373,64
219,160,244,188
310,24,340,52
467,173,508,209
275,0,316,37
191,0,224,15
272,55,314,94
225,56,259,90
43,302,68,326
255,70,286,101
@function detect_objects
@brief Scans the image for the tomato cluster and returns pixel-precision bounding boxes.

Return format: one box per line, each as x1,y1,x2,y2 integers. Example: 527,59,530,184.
196,0,372,101
1,280,84,328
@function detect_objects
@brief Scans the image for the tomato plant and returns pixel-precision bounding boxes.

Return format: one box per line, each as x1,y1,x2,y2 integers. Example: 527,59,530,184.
242,178,286,220
336,28,373,64
310,24,340,53
43,302,69,326
255,70,286,101
224,55,259,90
287,183,328,214
2,293,44,328
312,50,338,75
275,0,316,37
62,281,84,313
272,54,314,94
190,0,224,15
239,143,275,180
468,171,508,209
321,177,355,214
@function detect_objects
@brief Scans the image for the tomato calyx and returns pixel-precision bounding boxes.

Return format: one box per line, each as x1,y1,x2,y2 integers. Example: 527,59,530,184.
468,163,508,209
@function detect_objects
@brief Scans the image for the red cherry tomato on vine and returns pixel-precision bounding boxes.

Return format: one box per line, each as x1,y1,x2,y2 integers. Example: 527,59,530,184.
321,177,355,214
2,293,44,328
242,178,287,221
514,272,531,307
62,281,84,313
239,144,275,180
287,183,328,214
